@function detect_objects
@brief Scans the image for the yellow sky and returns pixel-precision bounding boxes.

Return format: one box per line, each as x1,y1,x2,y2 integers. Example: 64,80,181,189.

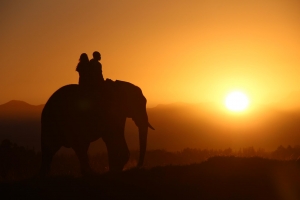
1,0,300,108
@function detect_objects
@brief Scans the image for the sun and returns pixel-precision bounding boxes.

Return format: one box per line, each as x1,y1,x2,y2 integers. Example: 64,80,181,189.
225,91,250,112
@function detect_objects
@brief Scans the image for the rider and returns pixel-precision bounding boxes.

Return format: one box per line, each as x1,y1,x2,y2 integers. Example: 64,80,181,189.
76,53,90,87
89,51,110,114
89,51,104,87
76,51,115,116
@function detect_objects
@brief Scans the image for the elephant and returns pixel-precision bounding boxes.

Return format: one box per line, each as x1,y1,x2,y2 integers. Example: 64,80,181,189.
39,80,154,176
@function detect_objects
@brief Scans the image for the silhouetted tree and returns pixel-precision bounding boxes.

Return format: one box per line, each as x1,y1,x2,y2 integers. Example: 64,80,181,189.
0,139,13,178
0,139,38,180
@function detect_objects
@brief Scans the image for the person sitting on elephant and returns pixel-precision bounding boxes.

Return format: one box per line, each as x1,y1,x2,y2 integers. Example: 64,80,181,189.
89,51,104,87
76,53,90,87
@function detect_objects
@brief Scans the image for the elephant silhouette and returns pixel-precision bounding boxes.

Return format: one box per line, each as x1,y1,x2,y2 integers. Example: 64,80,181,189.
40,80,154,176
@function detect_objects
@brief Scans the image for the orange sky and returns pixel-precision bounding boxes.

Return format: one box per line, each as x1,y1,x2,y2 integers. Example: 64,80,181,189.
1,0,300,109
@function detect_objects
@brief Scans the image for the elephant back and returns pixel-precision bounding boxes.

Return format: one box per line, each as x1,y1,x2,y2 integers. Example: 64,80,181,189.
41,84,108,143
42,85,94,121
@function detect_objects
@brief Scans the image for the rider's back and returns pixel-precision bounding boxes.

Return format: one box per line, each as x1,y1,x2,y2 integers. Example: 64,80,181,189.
89,58,104,86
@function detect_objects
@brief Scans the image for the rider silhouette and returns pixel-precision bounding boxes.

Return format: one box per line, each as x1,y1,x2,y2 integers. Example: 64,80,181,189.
89,51,104,86
75,51,115,118
76,53,90,87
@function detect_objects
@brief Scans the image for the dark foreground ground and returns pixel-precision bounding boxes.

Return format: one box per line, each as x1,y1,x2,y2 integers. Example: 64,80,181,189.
1,156,300,200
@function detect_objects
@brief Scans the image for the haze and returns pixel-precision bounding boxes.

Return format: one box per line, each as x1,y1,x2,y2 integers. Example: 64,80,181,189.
1,0,300,109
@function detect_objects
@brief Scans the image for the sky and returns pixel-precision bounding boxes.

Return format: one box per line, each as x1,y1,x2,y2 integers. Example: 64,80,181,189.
1,0,300,109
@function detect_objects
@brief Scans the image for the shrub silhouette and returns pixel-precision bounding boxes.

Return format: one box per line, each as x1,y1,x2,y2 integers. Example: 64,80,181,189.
1,139,300,181
0,139,38,180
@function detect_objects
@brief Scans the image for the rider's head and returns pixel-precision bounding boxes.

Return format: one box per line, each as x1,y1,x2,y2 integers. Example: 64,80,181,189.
79,53,89,63
93,51,101,61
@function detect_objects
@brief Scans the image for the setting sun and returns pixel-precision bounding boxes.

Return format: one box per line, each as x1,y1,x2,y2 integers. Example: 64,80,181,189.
225,91,250,112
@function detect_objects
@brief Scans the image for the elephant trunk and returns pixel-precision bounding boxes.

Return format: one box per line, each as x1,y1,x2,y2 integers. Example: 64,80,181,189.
137,122,148,168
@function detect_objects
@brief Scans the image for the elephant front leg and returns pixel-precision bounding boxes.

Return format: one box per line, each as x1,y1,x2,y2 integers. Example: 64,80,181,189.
103,133,129,172
73,142,91,175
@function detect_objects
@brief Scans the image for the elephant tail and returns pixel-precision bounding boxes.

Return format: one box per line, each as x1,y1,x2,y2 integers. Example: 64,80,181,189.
148,122,155,130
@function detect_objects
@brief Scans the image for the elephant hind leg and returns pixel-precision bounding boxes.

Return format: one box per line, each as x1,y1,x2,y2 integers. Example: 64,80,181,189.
39,143,61,177
73,143,91,176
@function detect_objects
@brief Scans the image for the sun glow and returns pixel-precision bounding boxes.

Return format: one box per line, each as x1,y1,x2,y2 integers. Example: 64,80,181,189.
225,91,250,112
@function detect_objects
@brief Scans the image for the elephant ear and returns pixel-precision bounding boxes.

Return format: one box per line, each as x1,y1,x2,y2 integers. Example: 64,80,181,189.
115,80,145,118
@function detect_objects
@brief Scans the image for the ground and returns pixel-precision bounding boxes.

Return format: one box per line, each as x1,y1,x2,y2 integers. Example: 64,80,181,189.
1,156,300,200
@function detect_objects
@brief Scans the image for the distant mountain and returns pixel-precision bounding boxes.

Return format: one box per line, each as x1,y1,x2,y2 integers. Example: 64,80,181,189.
0,100,43,150
1,100,41,107
0,100,44,119
1,100,300,153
